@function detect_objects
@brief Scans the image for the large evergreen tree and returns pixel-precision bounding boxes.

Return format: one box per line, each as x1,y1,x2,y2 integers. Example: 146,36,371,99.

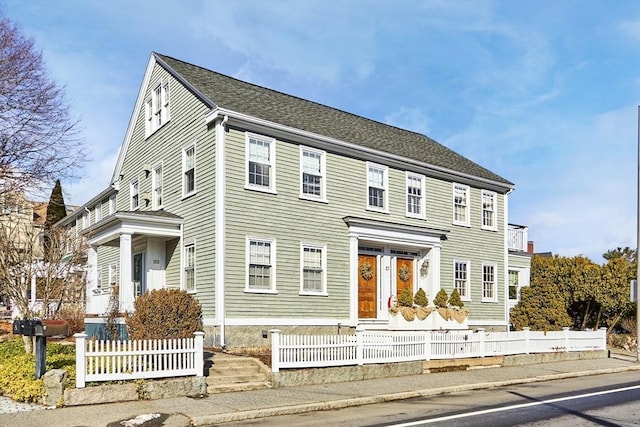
45,179,66,227
43,179,67,260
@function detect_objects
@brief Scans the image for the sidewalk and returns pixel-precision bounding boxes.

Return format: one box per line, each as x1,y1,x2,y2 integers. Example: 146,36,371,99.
0,355,638,427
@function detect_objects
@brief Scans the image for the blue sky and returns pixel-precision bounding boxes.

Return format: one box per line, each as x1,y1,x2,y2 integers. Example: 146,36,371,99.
3,0,640,262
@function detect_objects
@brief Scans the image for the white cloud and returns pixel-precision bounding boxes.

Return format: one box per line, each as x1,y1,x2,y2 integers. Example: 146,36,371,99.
384,107,431,135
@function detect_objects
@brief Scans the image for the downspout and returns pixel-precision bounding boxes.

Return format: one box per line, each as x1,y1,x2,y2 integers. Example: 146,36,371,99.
215,114,228,347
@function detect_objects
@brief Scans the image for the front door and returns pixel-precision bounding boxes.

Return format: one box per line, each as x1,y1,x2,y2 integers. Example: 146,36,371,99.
133,253,145,298
396,258,414,297
358,254,377,318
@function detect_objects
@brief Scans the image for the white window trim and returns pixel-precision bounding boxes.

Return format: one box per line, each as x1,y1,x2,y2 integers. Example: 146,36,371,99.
96,267,102,290
453,259,471,301
94,202,102,223
152,162,164,210
82,211,90,229
130,179,140,210
452,183,470,227
366,162,389,213
299,243,328,296
245,237,277,294
481,190,498,231
144,80,170,137
109,195,116,215
482,262,498,302
245,132,277,194
108,264,118,287
405,172,426,219
299,146,327,203
182,142,196,198
183,241,196,293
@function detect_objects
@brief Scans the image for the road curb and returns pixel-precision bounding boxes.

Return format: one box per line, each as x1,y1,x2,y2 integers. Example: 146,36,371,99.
190,365,640,426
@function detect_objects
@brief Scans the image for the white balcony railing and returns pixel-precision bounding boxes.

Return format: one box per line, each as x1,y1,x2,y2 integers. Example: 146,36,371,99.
508,224,528,252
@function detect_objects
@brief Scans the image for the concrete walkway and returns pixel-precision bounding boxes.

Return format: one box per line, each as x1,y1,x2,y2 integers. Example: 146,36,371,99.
0,355,638,427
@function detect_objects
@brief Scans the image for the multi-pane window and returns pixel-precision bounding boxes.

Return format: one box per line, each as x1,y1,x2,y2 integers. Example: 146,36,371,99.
145,81,170,136
453,184,470,226
482,190,497,230
247,239,275,292
183,144,195,196
483,263,497,301
153,164,163,209
130,180,139,210
301,147,325,200
95,203,101,222
454,260,469,299
82,211,90,229
301,245,326,294
367,163,388,211
247,134,275,191
184,243,195,292
406,173,425,218
508,270,519,300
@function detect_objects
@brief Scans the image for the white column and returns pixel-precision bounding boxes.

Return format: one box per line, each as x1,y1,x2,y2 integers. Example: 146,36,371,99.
86,246,98,313
430,244,442,301
349,235,359,326
119,233,134,312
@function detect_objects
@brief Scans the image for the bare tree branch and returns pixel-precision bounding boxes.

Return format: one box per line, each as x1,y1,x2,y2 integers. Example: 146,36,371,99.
0,14,85,196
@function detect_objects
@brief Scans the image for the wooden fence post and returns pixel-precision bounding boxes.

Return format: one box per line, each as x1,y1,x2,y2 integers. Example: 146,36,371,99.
270,329,281,373
424,330,431,361
356,324,364,366
194,332,204,377
477,328,486,358
74,333,87,388
599,327,607,351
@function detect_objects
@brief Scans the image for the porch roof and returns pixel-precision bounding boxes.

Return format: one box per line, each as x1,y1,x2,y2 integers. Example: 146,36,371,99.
343,216,449,247
84,210,183,247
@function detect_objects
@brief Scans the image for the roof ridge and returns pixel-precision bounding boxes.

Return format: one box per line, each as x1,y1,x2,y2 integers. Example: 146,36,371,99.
154,53,438,144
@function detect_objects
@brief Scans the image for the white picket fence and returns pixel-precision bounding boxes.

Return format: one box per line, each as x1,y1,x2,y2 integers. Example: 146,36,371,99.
270,327,606,372
74,332,204,388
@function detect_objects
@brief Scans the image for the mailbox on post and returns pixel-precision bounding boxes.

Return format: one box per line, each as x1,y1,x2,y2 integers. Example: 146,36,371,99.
12,319,69,378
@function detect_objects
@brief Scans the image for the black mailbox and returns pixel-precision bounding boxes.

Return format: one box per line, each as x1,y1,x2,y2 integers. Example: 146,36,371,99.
12,319,42,336
12,319,69,379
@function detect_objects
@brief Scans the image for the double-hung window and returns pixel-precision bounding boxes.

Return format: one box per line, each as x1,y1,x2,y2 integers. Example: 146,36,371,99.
246,238,276,293
453,260,470,300
183,144,196,197
453,184,470,226
145,81,170,136
184,243,195,292
367,163,388,212
300,244,327,295
508,269,519,300
406,173,425,218
246,133,276,193
482,190,497,230
300,147,326,201
153,164,163,209
82,211,90,229
482,263,497,301
130,180,139,210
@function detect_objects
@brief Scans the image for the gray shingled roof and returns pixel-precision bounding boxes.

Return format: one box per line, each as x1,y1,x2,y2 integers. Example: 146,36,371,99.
155,53,513,187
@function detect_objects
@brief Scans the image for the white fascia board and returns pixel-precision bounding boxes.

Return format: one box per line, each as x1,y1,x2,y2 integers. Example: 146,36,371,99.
111,54,157,186
206,108,515,193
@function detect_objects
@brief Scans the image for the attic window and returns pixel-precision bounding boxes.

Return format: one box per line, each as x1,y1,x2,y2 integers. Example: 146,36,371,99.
145,81,170,136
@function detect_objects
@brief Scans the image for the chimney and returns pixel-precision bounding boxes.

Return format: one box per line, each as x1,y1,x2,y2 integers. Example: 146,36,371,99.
527,241,534,254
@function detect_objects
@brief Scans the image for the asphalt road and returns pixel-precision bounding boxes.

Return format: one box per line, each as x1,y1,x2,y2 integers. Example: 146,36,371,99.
217,371,640,426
